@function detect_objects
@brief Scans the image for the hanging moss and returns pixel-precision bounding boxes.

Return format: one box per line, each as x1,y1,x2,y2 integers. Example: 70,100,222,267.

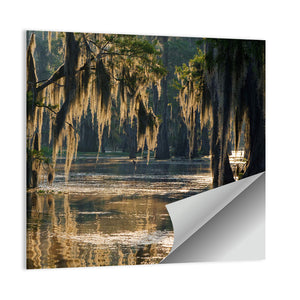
94,58,112,155
176,39,265,186
136,94,159,161
51,33,81,178
26,33,38,139
95,59,111,115
27,32,166,185
175,50,210,158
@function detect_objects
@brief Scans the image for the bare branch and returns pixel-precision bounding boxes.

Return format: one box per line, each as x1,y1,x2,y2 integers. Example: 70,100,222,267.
36,64,65,92
35,103,78,135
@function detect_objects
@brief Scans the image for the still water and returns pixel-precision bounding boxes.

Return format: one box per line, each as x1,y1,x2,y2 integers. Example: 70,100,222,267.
27,156,212,269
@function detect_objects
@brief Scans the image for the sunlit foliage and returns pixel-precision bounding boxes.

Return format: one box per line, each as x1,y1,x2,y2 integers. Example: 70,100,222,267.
26,31,166,187
176,39,265,187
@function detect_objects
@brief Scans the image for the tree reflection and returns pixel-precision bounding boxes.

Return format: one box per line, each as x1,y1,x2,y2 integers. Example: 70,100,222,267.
26,192,173,269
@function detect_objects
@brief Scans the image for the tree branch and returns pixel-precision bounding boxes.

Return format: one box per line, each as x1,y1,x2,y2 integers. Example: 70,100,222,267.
36,64,65,92
35,103,78,134
36,57,96,93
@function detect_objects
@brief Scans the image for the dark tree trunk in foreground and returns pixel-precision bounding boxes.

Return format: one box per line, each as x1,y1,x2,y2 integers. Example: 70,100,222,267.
176,39,265,187
210,80,234,188
155,37,170,159
200,125,210,155
243,65,265,177
211,97,220,188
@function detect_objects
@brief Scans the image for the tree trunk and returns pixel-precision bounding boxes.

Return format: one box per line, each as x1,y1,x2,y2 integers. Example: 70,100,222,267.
200,125,210,155
243,64,265,177
174,119,189,157
223,153,235,184
210,77,234,188
211,97,220,188
155,36,170,159
218,59,234,186
27,133,42,188
152,82,159,115
124,118,137,159
191,109,200,158
101,127,106,153
77,113,98,152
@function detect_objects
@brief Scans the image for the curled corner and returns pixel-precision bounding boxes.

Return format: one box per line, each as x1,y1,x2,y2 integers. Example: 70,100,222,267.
161,172,265,263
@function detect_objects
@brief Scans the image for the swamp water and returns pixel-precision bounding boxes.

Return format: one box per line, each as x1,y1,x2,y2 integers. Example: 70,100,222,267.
27,155,212,269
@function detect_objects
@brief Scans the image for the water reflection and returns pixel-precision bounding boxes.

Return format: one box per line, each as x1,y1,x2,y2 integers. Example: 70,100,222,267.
27,157,212,269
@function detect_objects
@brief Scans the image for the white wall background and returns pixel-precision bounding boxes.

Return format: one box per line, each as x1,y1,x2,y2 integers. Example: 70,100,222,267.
1,1,299,299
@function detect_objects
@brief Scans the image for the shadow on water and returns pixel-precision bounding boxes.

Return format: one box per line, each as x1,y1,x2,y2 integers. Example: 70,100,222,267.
26,157,212,269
